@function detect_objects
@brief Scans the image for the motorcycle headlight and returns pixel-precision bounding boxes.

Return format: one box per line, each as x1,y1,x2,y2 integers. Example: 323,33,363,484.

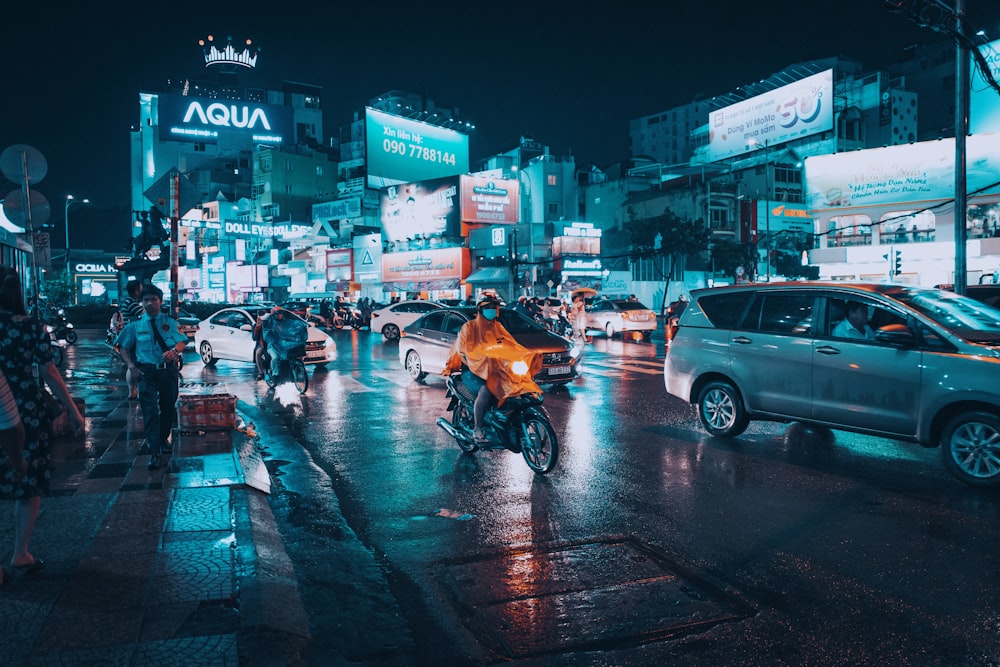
511,360,529,376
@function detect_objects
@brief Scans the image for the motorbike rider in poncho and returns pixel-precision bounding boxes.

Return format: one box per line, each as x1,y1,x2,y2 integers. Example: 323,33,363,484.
260,306,309,378
443,294,542,443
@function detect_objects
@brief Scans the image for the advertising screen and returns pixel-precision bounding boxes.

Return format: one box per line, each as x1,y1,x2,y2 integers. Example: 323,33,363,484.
379,176,461,243
365,108,470,188
460,175,520,224
709,70,833,162
381,247,468,291
804,134,1000,211
971,38,1000,135
158,93,293,146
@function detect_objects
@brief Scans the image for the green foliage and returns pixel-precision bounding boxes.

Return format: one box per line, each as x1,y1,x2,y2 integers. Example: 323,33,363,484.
711,240,758,280
628,207,710,260
41,271,76,308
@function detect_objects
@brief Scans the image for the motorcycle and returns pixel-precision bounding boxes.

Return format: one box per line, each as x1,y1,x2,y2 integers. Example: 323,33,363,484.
47,308,77,345
436,357,559,475
47,323,67,367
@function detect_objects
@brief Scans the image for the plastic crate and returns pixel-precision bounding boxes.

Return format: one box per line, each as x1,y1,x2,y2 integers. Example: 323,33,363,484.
177,394,237,431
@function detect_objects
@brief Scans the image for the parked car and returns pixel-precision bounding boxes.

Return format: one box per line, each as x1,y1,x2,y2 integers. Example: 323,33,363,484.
195,306,336,367
398,306,583,385
280,300,317,319
663,281,1000,487
370,300,444,341
586,298,658,339
162,304,200,342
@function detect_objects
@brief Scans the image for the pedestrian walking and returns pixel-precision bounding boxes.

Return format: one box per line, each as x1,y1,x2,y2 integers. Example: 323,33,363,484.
119,280,144,399
570,295,590,343
0,264,84,581
115,284,187,470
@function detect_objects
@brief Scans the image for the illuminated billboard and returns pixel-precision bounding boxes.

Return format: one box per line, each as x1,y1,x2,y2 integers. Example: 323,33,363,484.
972,38,1000,135
365,108,470,188
158,93,293,146
460,175,520,224
804,134,1000,211
381,247,469,291
709,69,833,161
379,176,461,243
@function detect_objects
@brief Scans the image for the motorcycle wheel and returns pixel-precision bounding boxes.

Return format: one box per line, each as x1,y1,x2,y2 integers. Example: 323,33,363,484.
520,407,559,474
65,330,78,344
264,366,277,388
51,346,65,368
452,402,478,452
291,360,309,394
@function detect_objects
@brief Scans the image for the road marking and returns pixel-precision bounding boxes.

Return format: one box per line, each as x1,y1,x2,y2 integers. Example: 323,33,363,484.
585,359,664,375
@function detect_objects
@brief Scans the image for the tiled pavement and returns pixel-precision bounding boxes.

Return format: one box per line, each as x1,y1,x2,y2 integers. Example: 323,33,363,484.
0,368,308,665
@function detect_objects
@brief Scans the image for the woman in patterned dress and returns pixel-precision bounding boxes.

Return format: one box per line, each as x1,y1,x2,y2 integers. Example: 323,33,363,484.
0,265,84,579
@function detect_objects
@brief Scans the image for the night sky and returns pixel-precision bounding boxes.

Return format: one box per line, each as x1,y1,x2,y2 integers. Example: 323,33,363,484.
2,0,999,249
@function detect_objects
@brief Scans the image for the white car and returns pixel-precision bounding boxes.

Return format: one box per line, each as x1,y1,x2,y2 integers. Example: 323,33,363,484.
586,299,658,340
195,306,336,366
369,300,443,341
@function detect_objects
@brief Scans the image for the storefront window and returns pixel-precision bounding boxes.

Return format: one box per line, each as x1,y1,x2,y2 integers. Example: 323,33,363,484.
880,210,936,244
827,214,872,247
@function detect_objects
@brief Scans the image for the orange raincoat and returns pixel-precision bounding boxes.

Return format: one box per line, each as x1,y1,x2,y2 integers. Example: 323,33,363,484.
443,316,543,406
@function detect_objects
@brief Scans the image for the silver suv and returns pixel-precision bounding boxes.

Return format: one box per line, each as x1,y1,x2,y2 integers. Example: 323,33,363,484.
664,282,1000,487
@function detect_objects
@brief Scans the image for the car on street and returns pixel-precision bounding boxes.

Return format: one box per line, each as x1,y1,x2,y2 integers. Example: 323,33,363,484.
663,281,1000,487
160,304,201,343
586,298,658,339
195,305,336,367
370,300,443,340
398,306,583,385
936,283,1000,309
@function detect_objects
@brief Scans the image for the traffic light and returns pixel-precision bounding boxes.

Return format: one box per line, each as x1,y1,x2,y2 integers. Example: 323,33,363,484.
894,250,902,275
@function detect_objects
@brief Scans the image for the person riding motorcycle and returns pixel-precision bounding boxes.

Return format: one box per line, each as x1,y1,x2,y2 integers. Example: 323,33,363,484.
257,306,309,379
443,294,542,443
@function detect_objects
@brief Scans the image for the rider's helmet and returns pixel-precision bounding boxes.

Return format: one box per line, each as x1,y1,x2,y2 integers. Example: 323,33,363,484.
477,294,502,311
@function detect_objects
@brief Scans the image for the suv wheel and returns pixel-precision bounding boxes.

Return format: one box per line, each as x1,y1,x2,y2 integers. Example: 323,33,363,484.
940,411,1000,487
697,381,749,437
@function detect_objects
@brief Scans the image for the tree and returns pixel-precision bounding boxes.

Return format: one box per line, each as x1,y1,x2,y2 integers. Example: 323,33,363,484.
42,270,76,308
628,207,710,313
711,239,758,282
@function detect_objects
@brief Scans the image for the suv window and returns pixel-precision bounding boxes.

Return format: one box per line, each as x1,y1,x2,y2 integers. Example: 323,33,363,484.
698,292,754,329
742,293,814,335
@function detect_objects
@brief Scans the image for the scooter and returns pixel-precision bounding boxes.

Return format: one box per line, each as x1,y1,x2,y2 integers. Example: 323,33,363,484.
47,308,77,344
436,358,559,475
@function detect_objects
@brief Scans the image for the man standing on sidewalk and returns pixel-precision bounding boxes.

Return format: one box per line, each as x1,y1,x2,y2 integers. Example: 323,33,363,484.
115,285,188,470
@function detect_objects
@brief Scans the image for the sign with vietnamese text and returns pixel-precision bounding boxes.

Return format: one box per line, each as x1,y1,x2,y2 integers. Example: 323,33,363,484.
460,175,519,224
709,70,833,161
365,108,469,188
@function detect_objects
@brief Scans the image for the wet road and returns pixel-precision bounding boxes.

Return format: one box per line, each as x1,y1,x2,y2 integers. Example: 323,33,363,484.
70,328,1000,664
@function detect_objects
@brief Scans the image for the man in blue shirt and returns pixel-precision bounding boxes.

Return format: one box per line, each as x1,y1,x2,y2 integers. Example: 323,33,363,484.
115,284,188,470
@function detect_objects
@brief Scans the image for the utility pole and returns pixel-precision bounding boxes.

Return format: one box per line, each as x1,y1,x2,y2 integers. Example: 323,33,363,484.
954,0,969,295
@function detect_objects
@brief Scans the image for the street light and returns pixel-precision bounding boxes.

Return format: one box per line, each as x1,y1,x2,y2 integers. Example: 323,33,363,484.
64,194,89,267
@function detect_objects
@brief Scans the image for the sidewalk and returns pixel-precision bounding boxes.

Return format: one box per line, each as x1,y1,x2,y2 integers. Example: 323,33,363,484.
0,368,310,665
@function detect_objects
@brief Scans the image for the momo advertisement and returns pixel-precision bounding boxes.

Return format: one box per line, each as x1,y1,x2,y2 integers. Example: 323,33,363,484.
804,134,1000,211
158,93,293,146
460,175,520,224
365,108,469,188
379,176,461,243
709,70,833,162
